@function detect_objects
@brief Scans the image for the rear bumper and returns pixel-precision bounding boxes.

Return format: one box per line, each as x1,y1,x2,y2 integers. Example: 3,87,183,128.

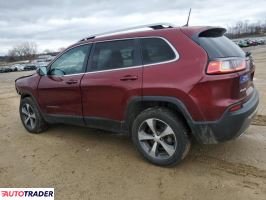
192,88,259,144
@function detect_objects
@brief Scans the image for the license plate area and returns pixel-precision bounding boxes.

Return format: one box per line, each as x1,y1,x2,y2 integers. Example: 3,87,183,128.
239,72,253,98
240,73,250,84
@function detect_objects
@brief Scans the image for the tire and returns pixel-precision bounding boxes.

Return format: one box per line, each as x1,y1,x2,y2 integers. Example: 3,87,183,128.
132,107,191,166
19,97,48,133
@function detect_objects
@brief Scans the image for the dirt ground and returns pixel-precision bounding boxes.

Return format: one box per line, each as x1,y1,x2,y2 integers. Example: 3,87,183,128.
1,47,266,200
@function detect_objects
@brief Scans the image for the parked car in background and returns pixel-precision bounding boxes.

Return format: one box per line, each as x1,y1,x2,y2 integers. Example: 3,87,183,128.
24,64,37,71
0,67,5,73
246,39,259,46
16,64,26,71
233,41,239,45
244,39,252,46
238,40,249,48
251,40,259,46
234,38,265,48
36,61,48,69
10,65,18,72
10,64,26,72
257,39,265,45
0,66,12,73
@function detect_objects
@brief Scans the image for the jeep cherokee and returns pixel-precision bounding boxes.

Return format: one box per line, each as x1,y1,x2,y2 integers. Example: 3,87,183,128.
15,23,259,166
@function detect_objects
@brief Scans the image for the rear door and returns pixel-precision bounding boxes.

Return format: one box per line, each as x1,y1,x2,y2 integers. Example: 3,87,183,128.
81,39,142,124
38,44,91,124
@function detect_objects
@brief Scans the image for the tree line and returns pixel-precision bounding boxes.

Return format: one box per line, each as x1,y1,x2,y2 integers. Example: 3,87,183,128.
7,42,38,62
6,42,64,62
4,20,266,62
225,20,266,39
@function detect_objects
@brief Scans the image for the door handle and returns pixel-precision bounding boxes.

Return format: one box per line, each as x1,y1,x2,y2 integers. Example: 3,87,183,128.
66,80,78,84
120,75,138,81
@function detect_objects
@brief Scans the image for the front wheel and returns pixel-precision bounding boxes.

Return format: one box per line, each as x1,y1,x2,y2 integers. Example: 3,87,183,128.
19,97,48,133
132,108,191,166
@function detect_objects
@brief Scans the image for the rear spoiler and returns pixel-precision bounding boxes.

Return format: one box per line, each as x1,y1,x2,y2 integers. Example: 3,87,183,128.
180,26,227,38
198,28,226,37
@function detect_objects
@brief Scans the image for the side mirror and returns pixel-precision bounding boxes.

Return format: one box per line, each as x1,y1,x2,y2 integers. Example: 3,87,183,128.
38,66,47,76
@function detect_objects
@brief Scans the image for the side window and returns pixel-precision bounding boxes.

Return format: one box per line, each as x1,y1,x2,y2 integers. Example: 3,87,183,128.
49,45,90,75
90,39,138,71
140,38,176,65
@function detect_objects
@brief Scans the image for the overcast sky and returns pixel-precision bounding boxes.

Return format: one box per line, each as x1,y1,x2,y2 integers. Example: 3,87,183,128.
0,0,266,55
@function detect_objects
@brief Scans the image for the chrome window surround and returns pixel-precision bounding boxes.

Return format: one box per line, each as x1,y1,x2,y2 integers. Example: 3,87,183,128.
47,36,179,77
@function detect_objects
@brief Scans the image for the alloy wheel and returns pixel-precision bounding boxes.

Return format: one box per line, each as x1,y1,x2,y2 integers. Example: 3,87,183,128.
138,118,177,159
21,103,36,129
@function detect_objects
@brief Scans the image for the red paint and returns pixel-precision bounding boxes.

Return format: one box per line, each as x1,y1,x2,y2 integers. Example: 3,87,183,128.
81,67,142,120
15,26,255,123
38,74,84,115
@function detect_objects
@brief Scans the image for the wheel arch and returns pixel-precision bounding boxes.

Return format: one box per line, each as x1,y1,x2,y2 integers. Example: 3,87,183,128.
21,92,37,104
20,92,44,117
21,92,32,99
124,96,196,137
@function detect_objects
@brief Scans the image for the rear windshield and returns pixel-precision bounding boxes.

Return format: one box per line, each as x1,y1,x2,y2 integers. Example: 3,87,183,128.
198,36,245,59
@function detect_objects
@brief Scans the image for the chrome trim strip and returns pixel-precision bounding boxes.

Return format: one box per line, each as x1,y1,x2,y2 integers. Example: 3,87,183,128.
143,37,179,67
85,65,142,75
60,73,85,77
49,36,179,77
60,65,143,77
84,36,179,74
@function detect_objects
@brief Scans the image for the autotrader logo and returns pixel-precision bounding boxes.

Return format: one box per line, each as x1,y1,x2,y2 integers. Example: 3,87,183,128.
0,188,54,200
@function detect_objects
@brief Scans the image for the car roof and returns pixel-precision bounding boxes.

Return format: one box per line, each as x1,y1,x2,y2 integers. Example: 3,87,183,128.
69,25,223,48
82,27,180,43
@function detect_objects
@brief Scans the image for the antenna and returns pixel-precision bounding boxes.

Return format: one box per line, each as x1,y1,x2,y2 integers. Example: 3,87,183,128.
184,8,192,27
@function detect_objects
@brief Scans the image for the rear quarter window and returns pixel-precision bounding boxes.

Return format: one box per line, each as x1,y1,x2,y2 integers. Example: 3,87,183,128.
140,38,176,65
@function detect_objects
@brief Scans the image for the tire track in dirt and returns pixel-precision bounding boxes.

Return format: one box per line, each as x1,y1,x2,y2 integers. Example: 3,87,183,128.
192,154,266,179
252,115,266,126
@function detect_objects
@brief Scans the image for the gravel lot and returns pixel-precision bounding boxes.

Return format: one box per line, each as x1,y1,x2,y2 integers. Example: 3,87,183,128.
0,46,266,200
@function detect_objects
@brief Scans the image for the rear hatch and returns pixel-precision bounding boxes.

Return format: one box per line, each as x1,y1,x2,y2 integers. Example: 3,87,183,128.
181,27,255,101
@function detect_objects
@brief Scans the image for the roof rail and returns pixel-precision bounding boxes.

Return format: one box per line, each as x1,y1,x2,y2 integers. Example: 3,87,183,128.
79,23,175,42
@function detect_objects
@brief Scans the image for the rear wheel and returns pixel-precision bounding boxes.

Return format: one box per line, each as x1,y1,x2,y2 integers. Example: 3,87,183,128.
132,107,191,166
19,97,48,133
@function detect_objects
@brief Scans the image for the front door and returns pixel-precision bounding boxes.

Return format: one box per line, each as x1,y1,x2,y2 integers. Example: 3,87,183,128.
38,44,91,124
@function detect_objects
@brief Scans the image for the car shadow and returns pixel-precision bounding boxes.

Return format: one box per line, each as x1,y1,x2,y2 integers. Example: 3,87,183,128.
38,123,265,170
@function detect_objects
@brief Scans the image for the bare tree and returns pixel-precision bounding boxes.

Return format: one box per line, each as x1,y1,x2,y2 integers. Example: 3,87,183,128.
225,20,266,39
7,42,38,61
7,49,17,62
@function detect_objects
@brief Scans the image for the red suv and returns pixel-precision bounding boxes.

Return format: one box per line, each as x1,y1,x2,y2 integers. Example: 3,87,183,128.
15,23,259,166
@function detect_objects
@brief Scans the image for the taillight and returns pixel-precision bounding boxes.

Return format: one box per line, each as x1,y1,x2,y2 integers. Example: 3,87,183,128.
207,59,246,74
229,103,242,112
